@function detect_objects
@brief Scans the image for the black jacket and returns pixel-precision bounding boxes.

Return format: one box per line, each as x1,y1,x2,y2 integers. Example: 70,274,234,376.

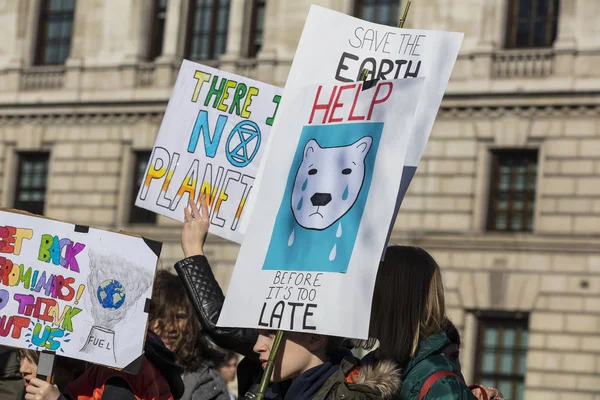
175,255,261,396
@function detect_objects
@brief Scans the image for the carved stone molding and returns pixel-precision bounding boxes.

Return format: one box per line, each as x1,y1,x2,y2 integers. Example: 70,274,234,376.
437,104,600,119
0,112,164,126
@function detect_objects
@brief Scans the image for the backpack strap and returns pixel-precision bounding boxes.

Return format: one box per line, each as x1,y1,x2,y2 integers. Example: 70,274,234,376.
418,370,466,400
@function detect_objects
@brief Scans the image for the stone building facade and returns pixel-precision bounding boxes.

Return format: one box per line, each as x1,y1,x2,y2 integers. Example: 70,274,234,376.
0,0,599,399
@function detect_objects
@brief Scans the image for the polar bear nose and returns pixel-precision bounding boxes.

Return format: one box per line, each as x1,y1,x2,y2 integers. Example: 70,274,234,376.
311,193,332,206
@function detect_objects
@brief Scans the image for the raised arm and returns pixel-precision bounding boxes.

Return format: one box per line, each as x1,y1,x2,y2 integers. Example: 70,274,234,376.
176,196,258,359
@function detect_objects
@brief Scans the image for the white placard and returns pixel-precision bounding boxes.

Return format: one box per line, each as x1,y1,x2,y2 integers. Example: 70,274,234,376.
0,209,160,370
136,60,282,243
218,78,425,339
241,6,464,251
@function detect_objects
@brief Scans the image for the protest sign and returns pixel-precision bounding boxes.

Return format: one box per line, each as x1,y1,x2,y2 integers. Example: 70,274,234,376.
0,209,160,371
218,77,425,339
136,60,282,244
241,6,463,256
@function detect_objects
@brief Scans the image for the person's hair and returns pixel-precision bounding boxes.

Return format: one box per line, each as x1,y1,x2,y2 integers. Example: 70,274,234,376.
325,336,345,356
369,246,446,365
444,319,460,347
149,270,217,372
18,349,39,365
217,351,238,368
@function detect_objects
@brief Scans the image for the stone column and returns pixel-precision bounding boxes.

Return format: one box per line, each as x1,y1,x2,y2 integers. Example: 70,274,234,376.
155,0,187,87
554,0,577,77
156,0,186,62
220,0,245,73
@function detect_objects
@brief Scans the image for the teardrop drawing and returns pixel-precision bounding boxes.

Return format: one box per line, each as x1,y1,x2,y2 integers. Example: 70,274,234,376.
336,222,342,238
288,229,295,246
329,244,337,261
302,178,308,191
296,197,303,211
342,185,349,200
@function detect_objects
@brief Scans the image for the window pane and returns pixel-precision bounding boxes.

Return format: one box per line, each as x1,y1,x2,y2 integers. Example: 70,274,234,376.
498,380,513,398
50,0,63,11
517,382,525,399
520,330,529,347
503,328,516,347
520,354,527,374
500,352,514,374
482,351,496,373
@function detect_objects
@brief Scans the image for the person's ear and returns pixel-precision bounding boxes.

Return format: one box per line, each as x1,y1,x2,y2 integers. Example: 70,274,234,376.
306,334,327,352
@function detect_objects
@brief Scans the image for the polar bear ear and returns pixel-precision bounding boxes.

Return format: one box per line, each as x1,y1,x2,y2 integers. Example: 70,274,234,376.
303,139,320,159
353,136,373,157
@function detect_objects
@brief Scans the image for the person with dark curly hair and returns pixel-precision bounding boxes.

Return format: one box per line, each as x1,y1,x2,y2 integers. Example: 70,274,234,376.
150,269,230,400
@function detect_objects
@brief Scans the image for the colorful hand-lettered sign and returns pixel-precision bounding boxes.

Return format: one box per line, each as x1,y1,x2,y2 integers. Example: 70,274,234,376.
0,209,160,371
241,6,464,260
218,78,425,339
135,60,282,243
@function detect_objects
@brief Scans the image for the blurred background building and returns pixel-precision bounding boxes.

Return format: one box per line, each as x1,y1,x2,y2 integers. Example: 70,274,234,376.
0,1,599,398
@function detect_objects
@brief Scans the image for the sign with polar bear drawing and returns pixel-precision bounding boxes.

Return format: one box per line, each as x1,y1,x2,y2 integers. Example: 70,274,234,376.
263,125,382,274
136,60,282,244
241,6,463,259
218,78,425,339
0,209,160,371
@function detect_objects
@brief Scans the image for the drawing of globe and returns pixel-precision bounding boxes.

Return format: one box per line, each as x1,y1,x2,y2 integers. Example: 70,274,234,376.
97,279,126,310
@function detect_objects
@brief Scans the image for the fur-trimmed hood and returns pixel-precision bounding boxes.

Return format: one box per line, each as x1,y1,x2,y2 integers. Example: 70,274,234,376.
313,357,402,400
351,359,403,399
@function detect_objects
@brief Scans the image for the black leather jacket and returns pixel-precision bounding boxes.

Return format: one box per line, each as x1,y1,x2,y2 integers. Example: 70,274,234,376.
175,255,262,397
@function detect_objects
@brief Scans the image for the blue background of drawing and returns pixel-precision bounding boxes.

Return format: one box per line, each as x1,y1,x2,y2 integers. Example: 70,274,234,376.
262,122,384,273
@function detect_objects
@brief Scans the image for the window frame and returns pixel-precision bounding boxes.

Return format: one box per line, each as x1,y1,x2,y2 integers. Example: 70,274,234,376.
129,151,157,225
486,149,538,233
148,0,168,61
504,0,560,49
35,0,77,66
13,152,51,216
353,0,402,27
185,0,231,61
473,312,529,400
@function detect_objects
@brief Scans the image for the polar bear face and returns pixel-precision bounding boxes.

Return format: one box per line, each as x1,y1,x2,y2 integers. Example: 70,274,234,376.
291,136,373,230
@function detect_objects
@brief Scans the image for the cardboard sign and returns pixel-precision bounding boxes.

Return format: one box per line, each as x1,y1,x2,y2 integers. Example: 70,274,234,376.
241,6,463,256
136,60,282,243
0,209,160,370
218,78,425,339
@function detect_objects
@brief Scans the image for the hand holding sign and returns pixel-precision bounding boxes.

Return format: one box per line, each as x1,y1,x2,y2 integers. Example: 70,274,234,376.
182,195,210,258
24,378,60,400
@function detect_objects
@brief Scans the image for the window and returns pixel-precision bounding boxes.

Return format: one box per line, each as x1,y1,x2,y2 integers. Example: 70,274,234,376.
186,0,231,60
36,0,76,65
474,313,529,400
149,0,168,60
248,0,266,57
505,0,559,49
130,151,157,224
354,0,401,26
14,153,50,215
487,150,538,232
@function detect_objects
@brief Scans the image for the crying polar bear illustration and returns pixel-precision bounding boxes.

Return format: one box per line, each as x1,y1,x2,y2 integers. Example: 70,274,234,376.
291,136,373,230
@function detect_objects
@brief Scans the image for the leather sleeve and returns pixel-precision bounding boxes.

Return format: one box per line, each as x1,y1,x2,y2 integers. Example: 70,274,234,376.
175,255,258,360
